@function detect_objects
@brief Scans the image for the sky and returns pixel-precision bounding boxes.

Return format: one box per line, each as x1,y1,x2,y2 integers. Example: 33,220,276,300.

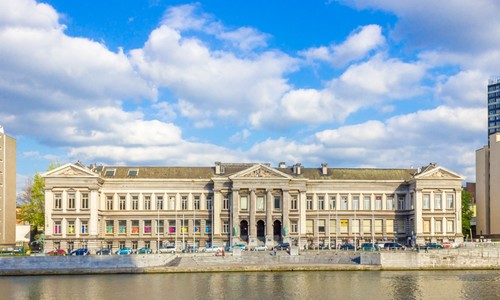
1,0,496,193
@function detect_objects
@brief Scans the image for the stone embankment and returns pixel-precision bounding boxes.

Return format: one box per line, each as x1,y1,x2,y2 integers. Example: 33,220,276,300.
1,249,500,275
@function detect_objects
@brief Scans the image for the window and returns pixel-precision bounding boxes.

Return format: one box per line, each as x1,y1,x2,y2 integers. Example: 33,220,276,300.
169,196,176,210
447,194,454,209
435,220,442,232
352,219,360,233
306,196,313,210
132,196,139,210
318,196,324,210
423,220,430,233
144,220,152,234
119,220,127,234
68,193,75,209
357,219,368,234
157,196,164,210
398,195,405,210
447,220,454,232
375,219,383,233
106,220,114,234
386,219,394,233
205,220,211,233
104,169,116,176
119,196,126,210
106,196,113,210
222,196,229,210
132,241,138,250
352,196,359,210
423,194,430,209
194,220,200,233
363,196,371,210
306,220,313,234
329,219,336,234
157,220,164,234
54,193,62,209
144,196,151,210
329,195,336,210
291,195,298,210
67,220,75,234
194,196,200,210
257,196,265,211
128,169,138,176
81,193,89,209
206,195,213,210
241,196,248,210
386,195,394,210
131,220,139,234
318,219,325,233
81,220,88,234
169,220,176,233
222,221,229,233
54,221,62,234
182,196,188,210
274,196,281,209
340,219,348,234
291,221,298,233
375,196,382,210
119,241,125,249
341,196,348,210
411,193,414,209
397,219,405,233
181,220,188,233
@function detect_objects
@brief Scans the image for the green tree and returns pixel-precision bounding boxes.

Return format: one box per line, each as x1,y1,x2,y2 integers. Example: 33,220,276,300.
462,189,473,237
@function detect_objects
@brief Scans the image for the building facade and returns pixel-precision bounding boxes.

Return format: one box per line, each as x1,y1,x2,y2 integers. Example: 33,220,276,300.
476,132,500,238
488,78,500,136
0,127,16,249
43,162,464,253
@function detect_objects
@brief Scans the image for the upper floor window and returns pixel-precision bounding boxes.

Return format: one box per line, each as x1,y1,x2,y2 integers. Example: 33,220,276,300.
222,221,229,233
447,194,454,209
156,196,164,210
423,194,430,209
182,196,188,210
329,195,336,210
81,220,88,234
274,196,281,209
257,196,265,211
54,220,62,234
169,196,176,210
317,196,324,210
132,196,139,210
435,194,442,209
119,196,126,210
386,195,394,210
194,196,200,210
54,193,62,209
352,196,359,210
206,195,213,210
68,193,76,209
106,220,114,234
144,220,152,234
363,196,371,210
306,196,313,210
341,196,348,210
81,193,89,209
291,195,298,210
222,196,229,210
119,220,127,234
144,196,151,210
398,195,405,210
67,220,75,234
240,196,248,210
106,196,113,210
375,196,382,210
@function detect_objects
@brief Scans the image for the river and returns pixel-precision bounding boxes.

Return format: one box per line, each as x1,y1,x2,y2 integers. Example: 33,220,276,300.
1,270,499,299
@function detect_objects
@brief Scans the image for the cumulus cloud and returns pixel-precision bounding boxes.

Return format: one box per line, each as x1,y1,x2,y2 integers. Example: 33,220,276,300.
301,24,385,67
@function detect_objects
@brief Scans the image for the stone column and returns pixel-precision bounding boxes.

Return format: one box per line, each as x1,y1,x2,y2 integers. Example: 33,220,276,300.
266,189,273,239
249,189,256,239
213,190,221,235
89,189,99,236
232,189,240,244
282,190,290,243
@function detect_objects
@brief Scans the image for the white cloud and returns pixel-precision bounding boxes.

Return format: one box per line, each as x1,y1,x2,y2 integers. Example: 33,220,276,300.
218,27,270,51
301,24,385,67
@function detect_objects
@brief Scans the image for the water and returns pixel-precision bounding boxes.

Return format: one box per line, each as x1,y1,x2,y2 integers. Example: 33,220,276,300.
1,270,500,300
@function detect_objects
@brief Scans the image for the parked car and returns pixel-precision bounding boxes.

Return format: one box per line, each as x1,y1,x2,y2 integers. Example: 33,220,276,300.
319,244,331,250
383,242,405,250
442,242,454,248
226,244,248,252
204,246,224,253
252,245,269,251
182,246,199,253
70,248,89,256
424,243,444,249
158,245,177,254
340,243,355,250
46,249,67,256
274,243,290,251
115,247,133,255
96,248,112,255
136,247,153,254
359,243,380,251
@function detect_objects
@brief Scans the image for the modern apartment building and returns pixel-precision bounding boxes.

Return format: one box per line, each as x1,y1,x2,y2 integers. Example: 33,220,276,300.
43,161,464,253
488,78,500,136
0,127,16,249
476,132,500,238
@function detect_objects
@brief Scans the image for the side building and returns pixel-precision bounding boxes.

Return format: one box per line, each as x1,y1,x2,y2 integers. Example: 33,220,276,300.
0,127,16,249
42,162,464,253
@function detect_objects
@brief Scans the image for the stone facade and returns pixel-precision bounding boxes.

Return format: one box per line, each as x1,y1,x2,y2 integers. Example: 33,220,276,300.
0,128,16,249
42,162,464,253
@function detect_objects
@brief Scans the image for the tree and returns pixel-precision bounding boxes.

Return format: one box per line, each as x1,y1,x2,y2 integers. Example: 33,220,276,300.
462,189,473,238
18,173,45,230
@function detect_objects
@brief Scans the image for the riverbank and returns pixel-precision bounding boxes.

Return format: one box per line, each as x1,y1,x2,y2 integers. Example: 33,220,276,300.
2,249,500,276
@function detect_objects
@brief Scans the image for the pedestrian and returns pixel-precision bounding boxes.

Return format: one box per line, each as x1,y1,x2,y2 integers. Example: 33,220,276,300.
222,248,225,256
274,248,277,256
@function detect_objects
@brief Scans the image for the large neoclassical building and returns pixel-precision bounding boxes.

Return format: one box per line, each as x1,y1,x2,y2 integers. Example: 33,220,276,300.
43,161,464,253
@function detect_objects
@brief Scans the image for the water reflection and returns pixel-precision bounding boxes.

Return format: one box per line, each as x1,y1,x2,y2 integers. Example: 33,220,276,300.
1,271,499,299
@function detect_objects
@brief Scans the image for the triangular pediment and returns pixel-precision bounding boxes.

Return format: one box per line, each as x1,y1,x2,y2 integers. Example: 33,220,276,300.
42,163,98,178
229,164,292,180
415,166,464,180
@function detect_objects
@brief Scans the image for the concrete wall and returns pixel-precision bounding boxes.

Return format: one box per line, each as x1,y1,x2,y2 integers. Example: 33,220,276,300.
490,133,500,235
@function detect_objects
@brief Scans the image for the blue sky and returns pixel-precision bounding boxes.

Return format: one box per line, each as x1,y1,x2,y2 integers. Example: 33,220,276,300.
1,0,495,193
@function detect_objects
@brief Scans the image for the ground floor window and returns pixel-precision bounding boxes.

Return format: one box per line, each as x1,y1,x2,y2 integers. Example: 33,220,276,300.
318,219,325,233
306,219,313,234
340,219,348,234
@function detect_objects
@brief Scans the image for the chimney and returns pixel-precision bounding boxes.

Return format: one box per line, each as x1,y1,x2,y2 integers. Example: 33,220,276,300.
321,163,328,175
279,162,286,168
293,163,301,175
215,162,222,175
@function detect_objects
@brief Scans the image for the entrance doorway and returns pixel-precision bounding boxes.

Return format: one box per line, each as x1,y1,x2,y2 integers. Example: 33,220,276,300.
240,220,248,242
256,220,265,242
273,220,282,242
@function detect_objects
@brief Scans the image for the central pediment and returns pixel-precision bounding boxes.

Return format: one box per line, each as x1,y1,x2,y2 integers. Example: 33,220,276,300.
229,164,292,180
414,166,464,180
42,163,99,178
